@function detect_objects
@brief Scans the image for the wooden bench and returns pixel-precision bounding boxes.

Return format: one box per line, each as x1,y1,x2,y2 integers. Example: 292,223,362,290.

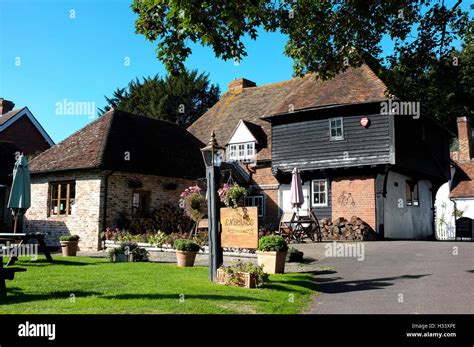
0,254,26,298
0,232,53,266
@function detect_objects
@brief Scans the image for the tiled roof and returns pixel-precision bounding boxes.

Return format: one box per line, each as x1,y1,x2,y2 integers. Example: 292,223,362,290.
0,108,23,126
187,64,388,160
450,161,474,198
29,109,205,178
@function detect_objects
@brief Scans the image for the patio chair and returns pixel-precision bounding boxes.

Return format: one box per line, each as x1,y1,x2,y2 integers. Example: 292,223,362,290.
278,212,297,242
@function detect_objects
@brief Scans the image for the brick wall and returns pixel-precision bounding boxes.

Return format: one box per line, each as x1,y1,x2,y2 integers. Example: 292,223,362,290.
456,117,472,162
24,170,103,250
105,172,196,228
0,115,51,154
24,170,196,250
248,164,280,226
331,175,376,230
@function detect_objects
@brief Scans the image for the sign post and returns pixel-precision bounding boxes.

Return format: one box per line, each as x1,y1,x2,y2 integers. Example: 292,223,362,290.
221,207,258,249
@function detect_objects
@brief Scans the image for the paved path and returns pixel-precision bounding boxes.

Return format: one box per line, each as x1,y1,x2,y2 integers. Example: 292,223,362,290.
290,241,474,314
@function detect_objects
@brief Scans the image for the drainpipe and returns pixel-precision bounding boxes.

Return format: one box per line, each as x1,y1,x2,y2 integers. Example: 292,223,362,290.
101,171,114,250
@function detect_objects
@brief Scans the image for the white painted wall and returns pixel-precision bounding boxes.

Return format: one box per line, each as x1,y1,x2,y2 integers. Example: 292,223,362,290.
279,182,311,215
227,120,257,144
384,171,433,239
434,182,456,240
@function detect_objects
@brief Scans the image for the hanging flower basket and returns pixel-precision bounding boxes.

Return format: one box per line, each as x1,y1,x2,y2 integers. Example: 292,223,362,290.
179,185,207,222
219,183,247,208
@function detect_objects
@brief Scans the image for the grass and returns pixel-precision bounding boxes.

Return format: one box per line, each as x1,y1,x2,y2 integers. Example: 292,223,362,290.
1,256,317,314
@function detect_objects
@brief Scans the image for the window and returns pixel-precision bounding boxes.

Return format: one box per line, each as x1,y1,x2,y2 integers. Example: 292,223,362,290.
245,195,264,217
132,191,151,217
406,181,419,206
49,181,76,216
312,179,328,207
228,142,255,161
329,117,344,140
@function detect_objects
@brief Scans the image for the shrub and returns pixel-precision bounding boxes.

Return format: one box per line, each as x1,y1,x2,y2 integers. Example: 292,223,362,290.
173,239,201,252
287,247,304,262
220,260,268,288
59,235,80,242
258,235,288,252
147,231,169,247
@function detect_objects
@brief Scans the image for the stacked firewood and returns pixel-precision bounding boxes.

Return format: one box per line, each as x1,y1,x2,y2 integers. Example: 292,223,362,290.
128,204,194,234
319,216,377,241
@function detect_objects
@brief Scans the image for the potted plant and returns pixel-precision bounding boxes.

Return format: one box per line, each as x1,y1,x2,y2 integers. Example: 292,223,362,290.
173,239,200,267
256,235,288,274
221,183,247,208
217,260,268,288
107,242,138,262
59,235,80,256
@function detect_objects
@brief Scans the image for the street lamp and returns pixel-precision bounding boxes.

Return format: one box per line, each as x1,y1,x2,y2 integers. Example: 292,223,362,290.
201,131,224,282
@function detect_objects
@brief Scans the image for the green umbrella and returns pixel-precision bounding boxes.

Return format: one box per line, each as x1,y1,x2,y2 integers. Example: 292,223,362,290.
7,154,31,233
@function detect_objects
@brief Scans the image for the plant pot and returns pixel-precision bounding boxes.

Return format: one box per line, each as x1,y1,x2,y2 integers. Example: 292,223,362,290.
113,253,133,262
60,241,79,256
176,251,198,267
256,251,287,274
216,268,256,288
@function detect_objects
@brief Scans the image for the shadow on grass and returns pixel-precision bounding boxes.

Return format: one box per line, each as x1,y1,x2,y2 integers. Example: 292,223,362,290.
466,270,474,274
13,259,101,267
314,274,431,294
100,293,268,302
0,288,101,305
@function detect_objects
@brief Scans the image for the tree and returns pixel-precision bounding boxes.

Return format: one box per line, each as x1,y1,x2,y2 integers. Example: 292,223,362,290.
99,69,220,127
131,0,472,127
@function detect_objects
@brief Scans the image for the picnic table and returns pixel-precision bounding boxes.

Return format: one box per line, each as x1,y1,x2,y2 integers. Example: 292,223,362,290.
0,233,53,266
0,247,26,298
279,211,322,243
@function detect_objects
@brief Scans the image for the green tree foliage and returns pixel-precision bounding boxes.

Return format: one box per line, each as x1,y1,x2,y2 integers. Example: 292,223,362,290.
99,69,220,127
131,0,472,127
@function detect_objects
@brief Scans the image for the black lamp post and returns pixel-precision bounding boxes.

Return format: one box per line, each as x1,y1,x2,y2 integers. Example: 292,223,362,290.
201,131,225,282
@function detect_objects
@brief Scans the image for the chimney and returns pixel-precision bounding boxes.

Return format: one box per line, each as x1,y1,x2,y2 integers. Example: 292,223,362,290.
457,116,472,161
228,78,256,94
0,98,15,115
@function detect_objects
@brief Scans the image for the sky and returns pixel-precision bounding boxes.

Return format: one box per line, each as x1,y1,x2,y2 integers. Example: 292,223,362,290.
0,0,471,143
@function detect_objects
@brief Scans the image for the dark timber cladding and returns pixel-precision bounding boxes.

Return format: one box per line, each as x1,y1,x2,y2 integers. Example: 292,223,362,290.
267,102,394,172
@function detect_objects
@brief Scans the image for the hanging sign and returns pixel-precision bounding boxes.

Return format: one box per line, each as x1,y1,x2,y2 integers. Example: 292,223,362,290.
220,207,258,249
360,117,370,127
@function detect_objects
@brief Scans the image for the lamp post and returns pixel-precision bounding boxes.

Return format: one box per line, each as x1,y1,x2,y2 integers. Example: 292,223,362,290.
201,131,225,282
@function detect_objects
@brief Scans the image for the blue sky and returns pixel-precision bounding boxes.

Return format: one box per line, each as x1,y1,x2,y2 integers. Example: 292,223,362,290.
0,0,471,143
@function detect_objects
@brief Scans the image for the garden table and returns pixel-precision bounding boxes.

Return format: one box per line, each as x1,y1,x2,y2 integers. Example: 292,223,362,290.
280,212,322,243
0,248,27,298
0,233,53,266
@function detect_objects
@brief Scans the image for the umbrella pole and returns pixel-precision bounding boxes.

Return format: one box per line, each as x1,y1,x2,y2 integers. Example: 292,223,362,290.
13,215,18,234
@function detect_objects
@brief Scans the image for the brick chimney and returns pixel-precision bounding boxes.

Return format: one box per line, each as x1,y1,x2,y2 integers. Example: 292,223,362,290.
457,116,472,161
228,78,256,94
0,98,15,115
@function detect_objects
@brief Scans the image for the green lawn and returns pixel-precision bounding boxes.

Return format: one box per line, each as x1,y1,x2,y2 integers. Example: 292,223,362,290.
1,256,317,314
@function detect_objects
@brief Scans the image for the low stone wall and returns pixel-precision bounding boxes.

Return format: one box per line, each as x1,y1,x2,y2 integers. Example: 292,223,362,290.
319,216,378,241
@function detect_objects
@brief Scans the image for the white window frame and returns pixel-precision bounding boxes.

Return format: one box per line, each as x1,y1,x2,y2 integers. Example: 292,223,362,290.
228,141,256,161
245,195,264,217
311,179,328,207
329,117,344,140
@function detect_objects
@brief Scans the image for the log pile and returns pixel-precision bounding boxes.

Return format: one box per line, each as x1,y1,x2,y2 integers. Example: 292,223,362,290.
319,216,377,241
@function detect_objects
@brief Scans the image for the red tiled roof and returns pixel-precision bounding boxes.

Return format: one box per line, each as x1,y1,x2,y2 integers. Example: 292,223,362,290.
187,64,388,160
450,161,474,198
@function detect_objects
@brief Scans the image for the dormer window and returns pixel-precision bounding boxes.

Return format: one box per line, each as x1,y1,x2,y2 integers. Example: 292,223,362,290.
226,119,261,163
228,142,255,161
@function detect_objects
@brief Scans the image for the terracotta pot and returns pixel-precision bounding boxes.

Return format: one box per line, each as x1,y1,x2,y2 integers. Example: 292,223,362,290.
176,251,198,267
60,241,79,256
256,251,287,274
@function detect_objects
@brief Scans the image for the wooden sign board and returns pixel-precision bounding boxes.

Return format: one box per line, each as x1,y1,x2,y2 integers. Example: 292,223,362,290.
220,207,258,249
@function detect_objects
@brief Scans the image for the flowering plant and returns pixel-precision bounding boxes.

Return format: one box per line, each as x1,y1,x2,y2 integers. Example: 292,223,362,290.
220,260,268,288
179,185,207,222
222,183,247,208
